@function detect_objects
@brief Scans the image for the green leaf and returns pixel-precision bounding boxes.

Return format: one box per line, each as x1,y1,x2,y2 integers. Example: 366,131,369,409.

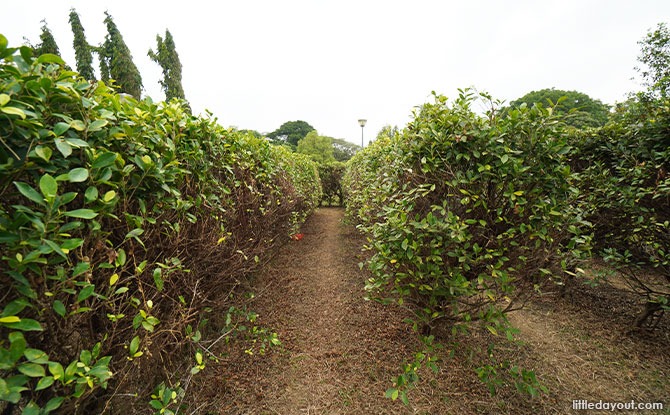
53,300,66,317
55,138,72,158
129,336,140,356
64,137,89,148
21,402,40,415
68,168,89,183
18,363,45,377
116,249,126,266
24,348,48,364
70,120,85,131
47,362,64,380
92,152,117,169
88,119,108,132
53,122,70,136
386,388,399,400
64,209,98,219
103,190,116,202
14,182,44,205
84,186,99,202
0,93,9,106
34,146,52,162
3,319,43,331
36,54,65,65
35,376,55,391
1,106,26,119
153,268,164,292
44,396,64,411
0,34,6,50
39,174,58,200
77,285,96,303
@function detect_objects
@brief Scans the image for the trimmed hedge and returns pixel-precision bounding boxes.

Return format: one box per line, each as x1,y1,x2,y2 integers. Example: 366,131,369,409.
0,37,320,414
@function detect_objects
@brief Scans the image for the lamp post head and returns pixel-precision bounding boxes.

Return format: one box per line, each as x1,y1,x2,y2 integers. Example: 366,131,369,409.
358,119,367,128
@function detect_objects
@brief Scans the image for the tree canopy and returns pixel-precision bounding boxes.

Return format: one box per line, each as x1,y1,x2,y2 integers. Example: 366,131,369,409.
296,131,335,163
100,12,143,99
69,9,95,81
268,120,315,147
508,88,610,129
148,29,186,103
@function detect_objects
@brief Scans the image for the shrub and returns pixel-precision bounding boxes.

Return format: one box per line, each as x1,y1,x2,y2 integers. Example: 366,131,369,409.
0,36,320,414
344,89,589,398
318,161,345,206
571,95,670,328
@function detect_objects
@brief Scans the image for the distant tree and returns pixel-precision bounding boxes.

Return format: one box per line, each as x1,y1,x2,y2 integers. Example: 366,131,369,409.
635,22,670,98
35,20,60,56
69,9,95,81
331,138,360,162
508,88,610,128
148,29,186,102
297,131,335,163
238,129,263,138
376,125,401,142
100,12,143,98
268,120,315,147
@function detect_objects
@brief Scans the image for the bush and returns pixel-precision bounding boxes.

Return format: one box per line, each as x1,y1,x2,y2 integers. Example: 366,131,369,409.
571,94,670,328
0,37,320,414
318,162,345,206
344,90,589,398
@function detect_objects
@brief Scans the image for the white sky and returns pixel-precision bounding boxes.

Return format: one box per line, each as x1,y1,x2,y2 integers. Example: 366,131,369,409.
3,1,669,145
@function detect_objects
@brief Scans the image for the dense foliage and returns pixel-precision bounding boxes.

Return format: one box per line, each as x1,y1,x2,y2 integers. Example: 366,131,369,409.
568,24,670,328
571,95,670,328
317,162,345,206
68,9,95,82
34,22,60,58
148,30,186,103
99,12,143,99
0,35,320,414
344,89,589,399
296,131,335,163
508,88,610,129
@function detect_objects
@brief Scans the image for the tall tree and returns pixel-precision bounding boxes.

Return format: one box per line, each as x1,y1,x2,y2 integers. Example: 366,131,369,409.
267,120,315,147
69,9,95,81
148,29,187,102
508,88,610,129
636,22,670,98
35,20,60,56
100,12,143,98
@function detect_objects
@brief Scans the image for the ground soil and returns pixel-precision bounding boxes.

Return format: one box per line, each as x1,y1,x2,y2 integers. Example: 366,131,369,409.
191,208,669,414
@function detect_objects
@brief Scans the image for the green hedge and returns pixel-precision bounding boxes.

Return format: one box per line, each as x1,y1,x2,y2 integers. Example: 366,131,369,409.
317,161,345,206
0,36,320,414
571,95,670,328
343,90,589,398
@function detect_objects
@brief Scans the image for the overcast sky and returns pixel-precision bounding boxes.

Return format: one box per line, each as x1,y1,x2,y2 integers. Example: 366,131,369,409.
3,1,669,145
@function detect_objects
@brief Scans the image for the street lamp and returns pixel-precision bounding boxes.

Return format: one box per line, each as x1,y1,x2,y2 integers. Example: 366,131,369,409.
358,119,367,148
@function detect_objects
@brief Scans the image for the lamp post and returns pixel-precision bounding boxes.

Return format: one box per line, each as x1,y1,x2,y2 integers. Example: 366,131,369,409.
358,119,367,148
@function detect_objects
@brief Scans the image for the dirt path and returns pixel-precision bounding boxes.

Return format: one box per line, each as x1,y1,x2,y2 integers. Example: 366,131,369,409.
192,208,669,415
205,208,419,414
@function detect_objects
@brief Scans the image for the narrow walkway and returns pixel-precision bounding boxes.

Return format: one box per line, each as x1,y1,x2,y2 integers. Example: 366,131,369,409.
211,208,416,414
